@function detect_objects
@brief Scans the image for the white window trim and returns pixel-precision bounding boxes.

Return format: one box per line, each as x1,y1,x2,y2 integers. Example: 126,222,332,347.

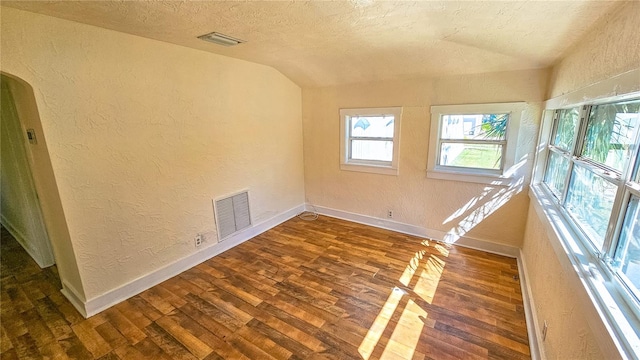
530,68,640,360
529,185,640,359
339,107,402,176
427,102,526,185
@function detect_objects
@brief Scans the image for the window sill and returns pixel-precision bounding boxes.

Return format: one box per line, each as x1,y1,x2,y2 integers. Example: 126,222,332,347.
529,184,640,359
427,168,514,186
340,163,398,176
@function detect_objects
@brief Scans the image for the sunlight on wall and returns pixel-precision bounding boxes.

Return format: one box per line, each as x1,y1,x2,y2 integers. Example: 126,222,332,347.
443,175,525,243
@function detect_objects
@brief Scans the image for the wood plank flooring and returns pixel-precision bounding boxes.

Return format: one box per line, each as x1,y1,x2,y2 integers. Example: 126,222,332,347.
1,216,530,359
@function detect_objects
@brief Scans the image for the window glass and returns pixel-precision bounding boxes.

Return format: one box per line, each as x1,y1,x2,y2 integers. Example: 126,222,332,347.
613,196,640,300
439,143,502,170
351,140,393,162
544,151,570,198
350,115,394,138
552,107,580,152
582,101,640,172
440,114,507,140
565,164,617,250
340,107,401,175
428,102,524,183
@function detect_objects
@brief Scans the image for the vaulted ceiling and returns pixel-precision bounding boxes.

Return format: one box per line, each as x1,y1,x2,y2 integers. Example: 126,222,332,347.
1,1,626,87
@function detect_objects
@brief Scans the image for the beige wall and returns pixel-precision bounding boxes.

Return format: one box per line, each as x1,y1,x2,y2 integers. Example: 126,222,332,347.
1,8,304,300
547,1,640,98
2,74,86,298
303,69,547,248
1,77,55,268
522,2,640,358
522,204,606,359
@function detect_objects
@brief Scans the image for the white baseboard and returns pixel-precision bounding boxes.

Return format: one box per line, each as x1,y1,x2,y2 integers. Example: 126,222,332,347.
518,249,544,360
66,201,541,360
308,204,520,258
1,213,54,268
61,280,88,318
79,204,305,318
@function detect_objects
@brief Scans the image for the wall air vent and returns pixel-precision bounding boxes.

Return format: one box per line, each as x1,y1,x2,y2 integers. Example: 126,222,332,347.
197,32,245,47
214,190,251,241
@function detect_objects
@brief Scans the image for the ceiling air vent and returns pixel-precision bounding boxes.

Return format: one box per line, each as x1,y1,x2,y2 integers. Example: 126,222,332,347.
198,32,245,47
214,190,251,241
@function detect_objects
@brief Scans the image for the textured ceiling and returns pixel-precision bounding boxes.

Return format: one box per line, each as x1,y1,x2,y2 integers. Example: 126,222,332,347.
1,1,626,87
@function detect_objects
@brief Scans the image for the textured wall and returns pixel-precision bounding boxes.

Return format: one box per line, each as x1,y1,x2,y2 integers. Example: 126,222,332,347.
522,203,608,359
303,69,547,247
522,2,640,358
547,1,640,98
1,78,55,267
1,8,304,300
3,74,86,297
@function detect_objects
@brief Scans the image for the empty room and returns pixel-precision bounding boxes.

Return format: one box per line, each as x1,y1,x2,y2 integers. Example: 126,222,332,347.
1,1,639,359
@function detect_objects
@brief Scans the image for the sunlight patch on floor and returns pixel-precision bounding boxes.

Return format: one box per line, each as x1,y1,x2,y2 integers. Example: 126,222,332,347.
379,299,427,360
358,287,405,360
359,242,447,360
399,250,425,286
412,255,444,303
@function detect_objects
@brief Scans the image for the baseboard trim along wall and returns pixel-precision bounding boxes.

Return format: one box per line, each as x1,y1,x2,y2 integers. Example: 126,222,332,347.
518,249,544,360
63,201,540,360
61,280,88,318
1,214,54,268
307,203,540,360
308,204,520,258
74,204,305,318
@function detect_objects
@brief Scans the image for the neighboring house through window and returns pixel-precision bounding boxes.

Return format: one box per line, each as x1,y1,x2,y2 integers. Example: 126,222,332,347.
427,102,526,184
339,107,402,175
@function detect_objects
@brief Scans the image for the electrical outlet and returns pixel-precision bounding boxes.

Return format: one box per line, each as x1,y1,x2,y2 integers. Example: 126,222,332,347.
387,210,393,219
195,234,203,247
542,320,548,341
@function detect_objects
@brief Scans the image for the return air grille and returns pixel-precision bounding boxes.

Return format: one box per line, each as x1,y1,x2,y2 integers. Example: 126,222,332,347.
214,191,251,241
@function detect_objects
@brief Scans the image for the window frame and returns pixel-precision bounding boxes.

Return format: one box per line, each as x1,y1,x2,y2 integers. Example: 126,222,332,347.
533,88,640,358
541,101,640,255
427,102,526,185
339,107,402,175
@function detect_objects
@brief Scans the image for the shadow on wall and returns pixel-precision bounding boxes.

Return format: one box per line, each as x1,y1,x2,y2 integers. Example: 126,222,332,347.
441,157,528,244
0,72,85,300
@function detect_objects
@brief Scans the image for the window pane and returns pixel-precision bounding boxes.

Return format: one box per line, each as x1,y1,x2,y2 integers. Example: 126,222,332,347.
614,196,640,300
544,151,570,198
613,196,640,300
552,107,580,152
439,143,502,170
582,100,640,172
441,114,507,140
350,115,394,138
565,165,617,250
351,140,393,162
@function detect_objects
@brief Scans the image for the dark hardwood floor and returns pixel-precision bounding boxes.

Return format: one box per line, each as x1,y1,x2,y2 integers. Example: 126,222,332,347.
1,216,530,359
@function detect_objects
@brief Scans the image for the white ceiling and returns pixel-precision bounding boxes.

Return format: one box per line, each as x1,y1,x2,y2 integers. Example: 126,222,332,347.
2,1,626,88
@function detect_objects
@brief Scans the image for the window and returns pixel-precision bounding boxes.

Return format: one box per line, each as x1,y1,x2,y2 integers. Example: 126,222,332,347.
542,100,640,252
427,102,525,184
538,97,640,357
339,107,401,175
